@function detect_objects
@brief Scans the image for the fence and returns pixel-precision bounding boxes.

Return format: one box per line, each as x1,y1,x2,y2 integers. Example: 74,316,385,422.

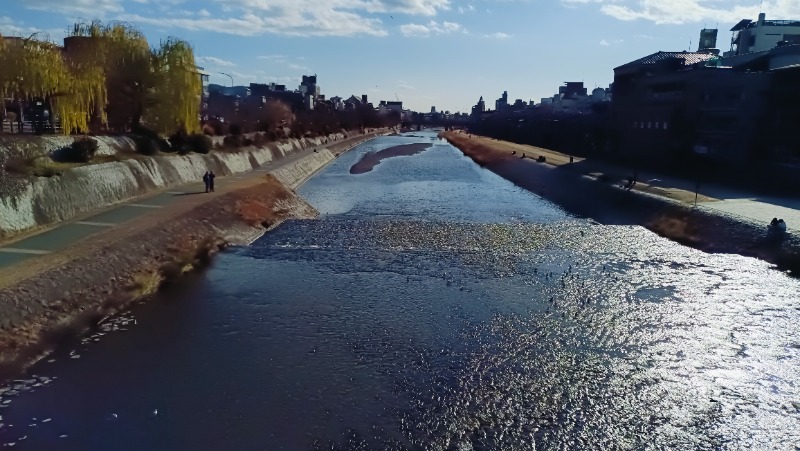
0,118,63,134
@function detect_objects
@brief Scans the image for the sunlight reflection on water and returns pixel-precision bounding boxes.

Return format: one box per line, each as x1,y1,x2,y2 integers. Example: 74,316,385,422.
0,132,797,450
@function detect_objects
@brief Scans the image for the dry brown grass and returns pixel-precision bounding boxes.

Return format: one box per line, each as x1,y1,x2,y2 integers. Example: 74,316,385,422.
441,132,514,167
3,156,80,177
234,175,293,227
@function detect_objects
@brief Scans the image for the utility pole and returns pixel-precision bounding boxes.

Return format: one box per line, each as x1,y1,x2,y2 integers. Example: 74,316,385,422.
220,72,234,87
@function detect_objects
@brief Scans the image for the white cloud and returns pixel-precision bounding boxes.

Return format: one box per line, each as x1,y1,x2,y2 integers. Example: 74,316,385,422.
400,20,464,37
18,0,453,38
397,80,415,90
196,56,236,67
599,38,623,46
457,4,475,13
0,16,66,42
119,11,388,36
258,55,310,71
212,0,450,16
288,63,311,71
598,0,800,25
484,32,511,39
22,0,124,15
156,0,450,36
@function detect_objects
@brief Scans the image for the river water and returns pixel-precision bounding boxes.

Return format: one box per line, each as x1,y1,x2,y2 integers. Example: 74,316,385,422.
0,132,798,450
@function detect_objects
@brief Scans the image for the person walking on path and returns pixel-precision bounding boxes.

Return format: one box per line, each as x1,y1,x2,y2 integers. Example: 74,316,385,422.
202,171,210,193
208,171,216,192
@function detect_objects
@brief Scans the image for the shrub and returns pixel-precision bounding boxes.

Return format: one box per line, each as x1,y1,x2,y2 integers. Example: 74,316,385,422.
131,135,159,156
52,137,99,163
131,125,170,155
203,120,228,136
242,137,255,147
169,129,188,154
252,133,268,147
223,134,242,149
266,130,277,142
229,123,243,136
186,134,212,154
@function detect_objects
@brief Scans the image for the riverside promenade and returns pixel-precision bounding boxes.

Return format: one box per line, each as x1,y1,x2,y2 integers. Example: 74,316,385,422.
459,133,800,232
0,133,374,277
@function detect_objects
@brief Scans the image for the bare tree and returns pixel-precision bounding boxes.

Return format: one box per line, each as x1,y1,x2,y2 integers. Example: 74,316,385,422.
261,99,294,132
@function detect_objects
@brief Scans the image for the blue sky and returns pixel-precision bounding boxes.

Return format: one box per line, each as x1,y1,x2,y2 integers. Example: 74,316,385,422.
2,0,799,112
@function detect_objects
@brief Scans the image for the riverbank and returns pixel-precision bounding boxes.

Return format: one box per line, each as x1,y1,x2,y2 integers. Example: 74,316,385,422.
442,131,800,274
0,135,378,377
0,130,383,241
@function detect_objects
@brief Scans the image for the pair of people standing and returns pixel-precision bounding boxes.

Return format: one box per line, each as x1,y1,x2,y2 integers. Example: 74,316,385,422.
202,171,216,193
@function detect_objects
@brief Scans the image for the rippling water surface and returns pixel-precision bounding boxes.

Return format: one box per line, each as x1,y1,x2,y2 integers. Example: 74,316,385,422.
1,132,798,450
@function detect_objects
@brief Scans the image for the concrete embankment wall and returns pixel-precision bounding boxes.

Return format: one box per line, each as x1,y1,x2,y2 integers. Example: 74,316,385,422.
0,132,352,239
272,149,336,190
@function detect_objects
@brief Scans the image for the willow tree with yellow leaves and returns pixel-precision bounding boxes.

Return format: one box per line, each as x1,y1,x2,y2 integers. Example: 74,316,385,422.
0,34,75,131
146,37,202,134
0,22,202,135
68,21,202,134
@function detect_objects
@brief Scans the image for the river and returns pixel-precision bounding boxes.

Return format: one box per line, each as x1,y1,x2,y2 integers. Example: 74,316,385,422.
0,132,798,450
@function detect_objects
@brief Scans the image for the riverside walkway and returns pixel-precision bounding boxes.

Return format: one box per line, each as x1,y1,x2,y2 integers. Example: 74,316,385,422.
0,134,373,271
460,133,800,231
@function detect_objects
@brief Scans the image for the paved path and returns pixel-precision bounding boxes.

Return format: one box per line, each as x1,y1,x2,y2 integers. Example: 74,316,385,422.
0,135,371,270
460,133,799,233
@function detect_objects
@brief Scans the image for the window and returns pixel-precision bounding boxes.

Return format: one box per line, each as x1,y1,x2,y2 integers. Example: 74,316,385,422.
663,122,669,130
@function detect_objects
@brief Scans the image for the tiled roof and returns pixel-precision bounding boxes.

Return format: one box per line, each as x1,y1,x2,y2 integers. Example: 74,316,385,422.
615,51,717,71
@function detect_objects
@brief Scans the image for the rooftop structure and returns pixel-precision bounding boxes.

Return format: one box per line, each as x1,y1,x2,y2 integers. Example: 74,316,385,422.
724,13,800,57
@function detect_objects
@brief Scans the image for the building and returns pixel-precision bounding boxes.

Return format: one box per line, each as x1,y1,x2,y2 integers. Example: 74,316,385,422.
196,66,210,119
208,84,250,98
495,91,508,111
329,96,344,110
471,96,486,117
537,82,594,115
384,101,403,112
299,75,320,97
610,27,800,165
512,99,528,110
559,82,588,98
724,13,800,57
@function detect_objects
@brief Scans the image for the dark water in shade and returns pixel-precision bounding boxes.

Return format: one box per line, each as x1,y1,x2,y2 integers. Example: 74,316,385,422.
1,132,799,450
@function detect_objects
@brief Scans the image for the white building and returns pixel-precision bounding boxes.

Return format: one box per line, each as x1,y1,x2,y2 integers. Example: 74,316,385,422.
724,13,800,57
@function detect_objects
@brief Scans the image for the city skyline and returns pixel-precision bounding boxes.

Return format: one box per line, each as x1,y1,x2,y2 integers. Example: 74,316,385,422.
2,0,799,112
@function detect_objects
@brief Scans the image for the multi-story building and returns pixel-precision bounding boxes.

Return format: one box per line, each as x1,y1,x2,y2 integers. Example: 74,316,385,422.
610,15,800,165
495,91,508,111
724,13,800,57
471,96,486,117
559,82,588,98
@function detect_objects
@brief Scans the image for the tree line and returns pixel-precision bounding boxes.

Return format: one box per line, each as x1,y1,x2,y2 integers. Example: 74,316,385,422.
0,21,201,135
